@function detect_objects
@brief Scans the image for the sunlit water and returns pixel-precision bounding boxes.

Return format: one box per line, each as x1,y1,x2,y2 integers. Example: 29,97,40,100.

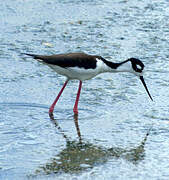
0,0,169,179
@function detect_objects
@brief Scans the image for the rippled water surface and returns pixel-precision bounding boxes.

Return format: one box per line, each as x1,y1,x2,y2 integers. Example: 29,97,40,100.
0,0,169,179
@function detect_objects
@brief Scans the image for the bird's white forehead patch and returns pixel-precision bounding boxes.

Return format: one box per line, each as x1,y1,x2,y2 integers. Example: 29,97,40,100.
136,64,142,70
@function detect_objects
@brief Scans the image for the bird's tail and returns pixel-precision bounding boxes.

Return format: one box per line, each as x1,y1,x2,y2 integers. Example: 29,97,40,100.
23,53,39,59
23,53,45,63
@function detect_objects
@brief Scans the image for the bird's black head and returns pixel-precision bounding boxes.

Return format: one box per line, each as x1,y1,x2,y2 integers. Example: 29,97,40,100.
128,58,145,74
125,58,153,101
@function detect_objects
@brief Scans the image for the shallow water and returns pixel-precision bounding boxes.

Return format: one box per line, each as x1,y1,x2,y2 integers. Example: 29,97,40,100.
0,0,169,179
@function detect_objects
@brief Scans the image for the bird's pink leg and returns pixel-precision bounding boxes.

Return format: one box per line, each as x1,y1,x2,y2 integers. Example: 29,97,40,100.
49,80,68,115
73,81,82,115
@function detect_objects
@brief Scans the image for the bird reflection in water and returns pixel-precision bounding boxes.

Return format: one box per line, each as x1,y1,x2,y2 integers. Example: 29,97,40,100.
35,114,150,175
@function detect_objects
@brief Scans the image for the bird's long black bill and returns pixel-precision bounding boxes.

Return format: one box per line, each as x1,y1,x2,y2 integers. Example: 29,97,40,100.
140,76,153,101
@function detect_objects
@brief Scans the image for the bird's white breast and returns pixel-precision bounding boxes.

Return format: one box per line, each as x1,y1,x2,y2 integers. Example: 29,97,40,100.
46,59,105,81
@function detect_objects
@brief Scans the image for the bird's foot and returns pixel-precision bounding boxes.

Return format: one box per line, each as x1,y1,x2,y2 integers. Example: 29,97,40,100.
49,111,54,119
74,113,78,119
73,109,78,116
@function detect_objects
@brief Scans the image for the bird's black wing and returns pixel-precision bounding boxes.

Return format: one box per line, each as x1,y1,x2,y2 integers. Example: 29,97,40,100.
24,53,99,69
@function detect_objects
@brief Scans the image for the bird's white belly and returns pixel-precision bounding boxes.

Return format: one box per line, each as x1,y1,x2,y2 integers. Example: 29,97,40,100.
48,64,100,81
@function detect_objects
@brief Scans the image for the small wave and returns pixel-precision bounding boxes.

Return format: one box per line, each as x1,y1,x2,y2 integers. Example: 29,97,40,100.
0,102,49,110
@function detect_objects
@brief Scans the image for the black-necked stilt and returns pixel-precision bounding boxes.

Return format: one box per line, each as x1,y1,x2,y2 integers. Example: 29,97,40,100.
24,52,153,116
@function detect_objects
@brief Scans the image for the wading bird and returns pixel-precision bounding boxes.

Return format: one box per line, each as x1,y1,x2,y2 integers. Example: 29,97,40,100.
24,52,153,116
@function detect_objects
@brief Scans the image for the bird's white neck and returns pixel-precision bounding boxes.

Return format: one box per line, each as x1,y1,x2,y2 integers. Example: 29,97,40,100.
100,59,133,74
114,61,133,73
